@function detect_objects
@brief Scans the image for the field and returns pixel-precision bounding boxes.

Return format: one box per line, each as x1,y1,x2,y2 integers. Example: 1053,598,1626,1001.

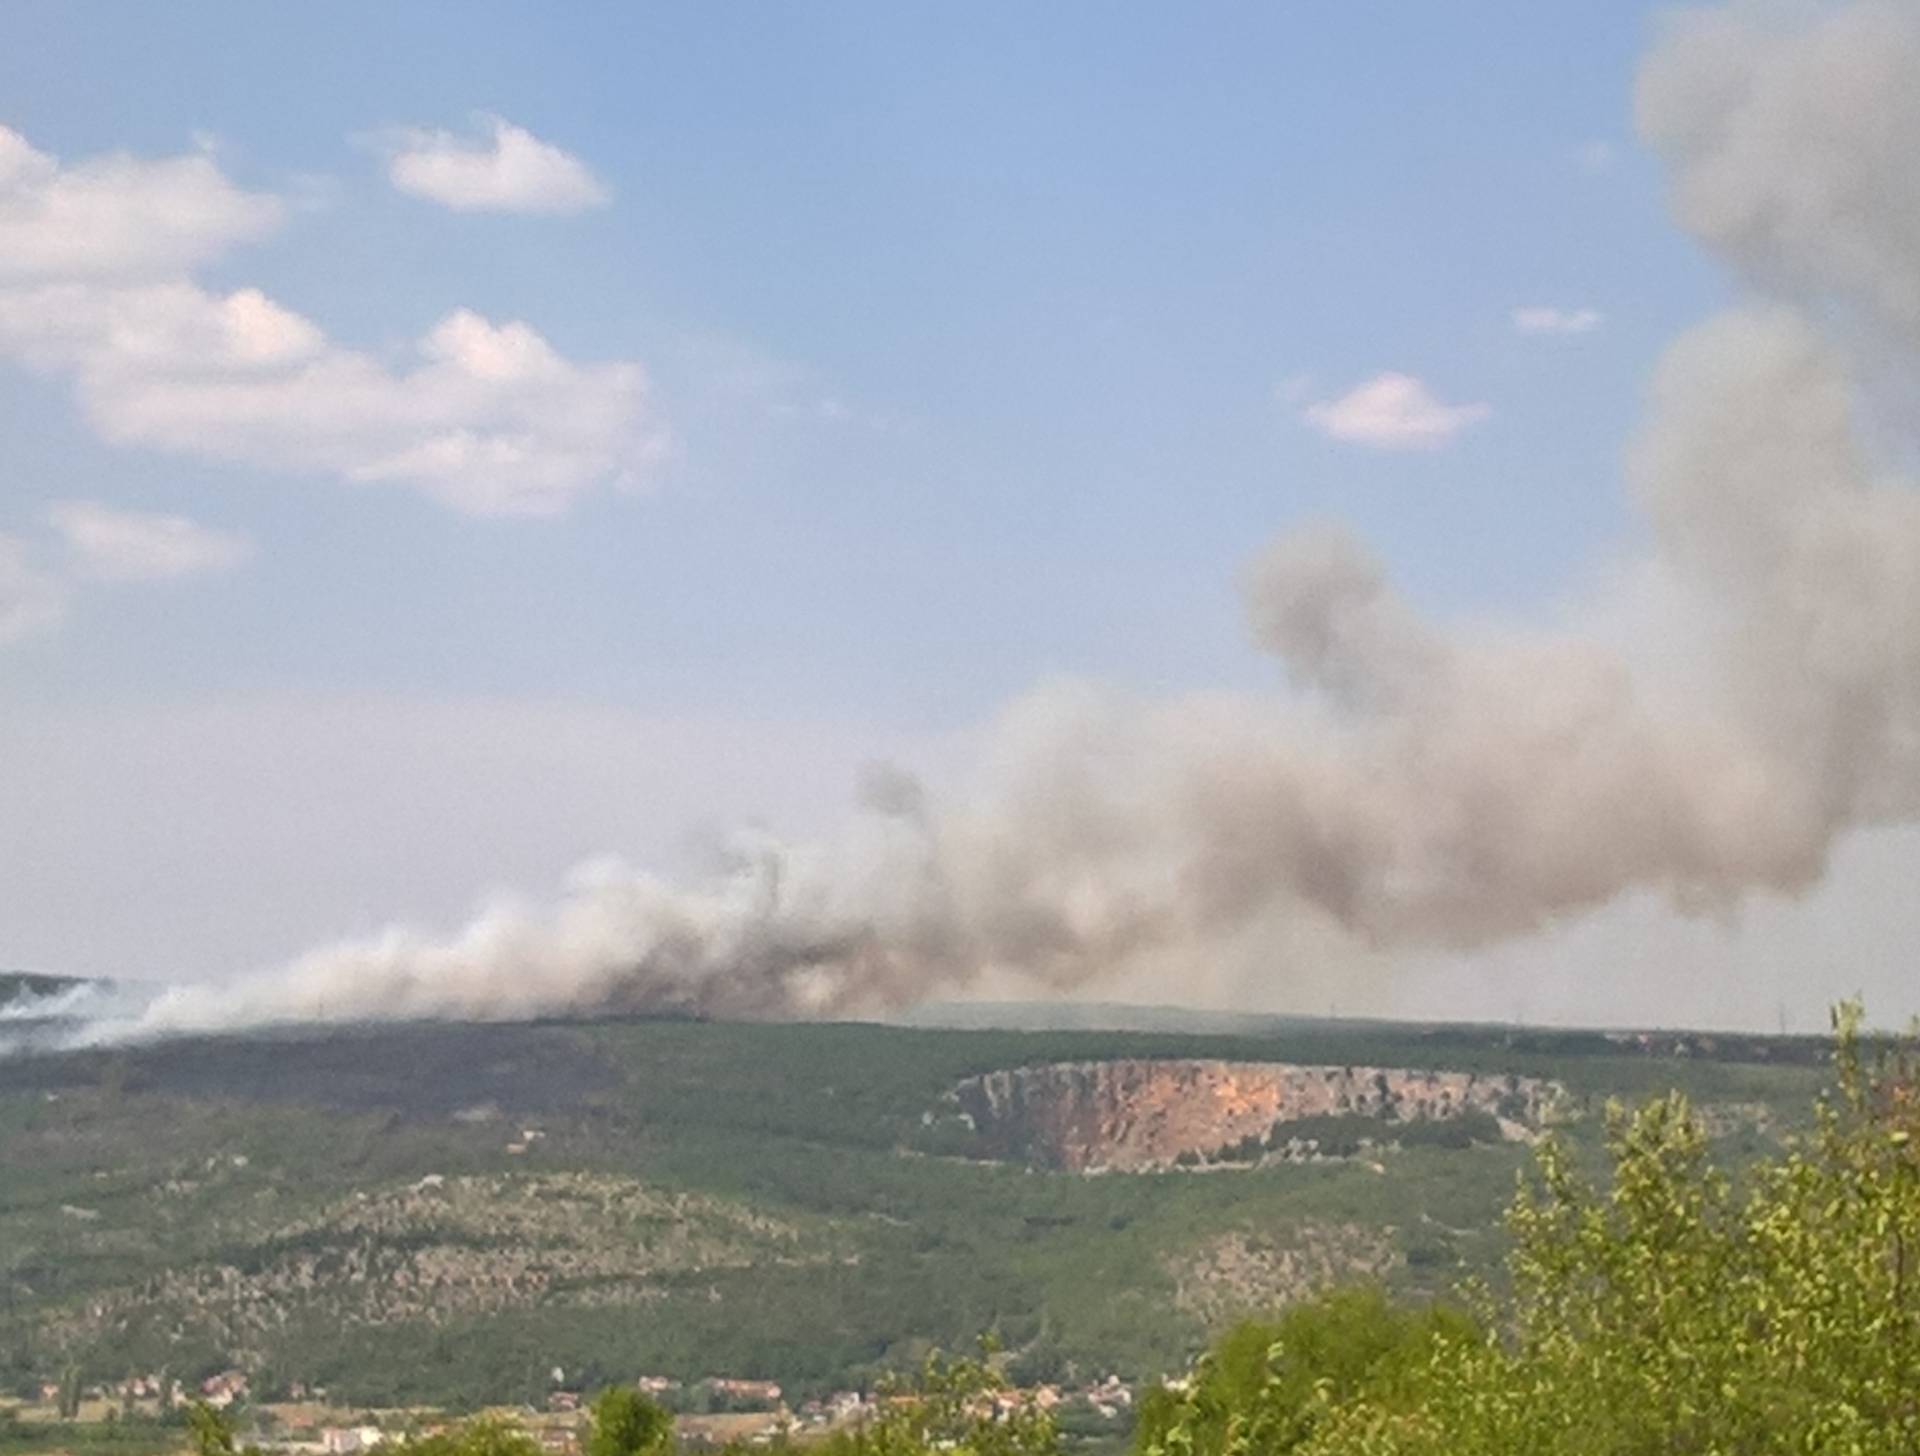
0,990,1832,1409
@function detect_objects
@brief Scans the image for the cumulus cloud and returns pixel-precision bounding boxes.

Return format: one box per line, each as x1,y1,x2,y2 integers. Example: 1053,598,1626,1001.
0,500,253,649
384,115,609,215
0,124,281,280
0,127,665,516
1300,372,1491,450
1512,306,1604,336
0,286,665,516
46,499,252,582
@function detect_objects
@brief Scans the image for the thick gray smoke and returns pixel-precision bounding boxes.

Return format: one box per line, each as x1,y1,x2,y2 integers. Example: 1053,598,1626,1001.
54,0,1920,1047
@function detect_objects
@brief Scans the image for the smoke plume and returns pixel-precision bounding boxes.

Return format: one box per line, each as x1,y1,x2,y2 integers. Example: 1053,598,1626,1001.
51,0,1920,1047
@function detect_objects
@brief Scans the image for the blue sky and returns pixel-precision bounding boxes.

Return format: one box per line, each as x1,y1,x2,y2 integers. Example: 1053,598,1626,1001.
3,2,1909,1031
0,3,1715,715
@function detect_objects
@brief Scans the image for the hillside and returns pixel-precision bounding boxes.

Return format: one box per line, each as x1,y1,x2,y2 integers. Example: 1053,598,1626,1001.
0,974,89,1011
0,1010,1827,1409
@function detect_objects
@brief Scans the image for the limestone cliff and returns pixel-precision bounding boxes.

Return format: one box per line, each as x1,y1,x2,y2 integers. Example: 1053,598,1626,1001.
948,1059,1556,1171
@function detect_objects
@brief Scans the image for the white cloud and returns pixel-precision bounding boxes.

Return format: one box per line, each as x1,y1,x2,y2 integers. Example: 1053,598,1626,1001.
0,283,664,517
46,499,253,582
385,116,609,215
0,124,282,280
0,127,666,517
0,533,66,644
11,289,665,517
0,500,255,649
1512,306,1604,336
1300,372,1490,450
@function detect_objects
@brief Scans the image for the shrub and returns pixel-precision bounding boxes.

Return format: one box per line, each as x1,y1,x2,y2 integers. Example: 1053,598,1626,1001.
1144,1004,1920,1455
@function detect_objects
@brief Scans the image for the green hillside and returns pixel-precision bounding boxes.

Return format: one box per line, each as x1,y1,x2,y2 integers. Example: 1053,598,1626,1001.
0,1013,1827,1409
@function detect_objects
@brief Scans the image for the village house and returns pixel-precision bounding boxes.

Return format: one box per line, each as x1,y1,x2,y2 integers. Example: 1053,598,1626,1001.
825,1391,867,1421
705,1378,782,1409
200,1372,249,1409
320,1426,385,1455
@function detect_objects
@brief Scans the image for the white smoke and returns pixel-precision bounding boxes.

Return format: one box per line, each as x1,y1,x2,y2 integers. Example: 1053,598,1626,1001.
48,0,1920,1048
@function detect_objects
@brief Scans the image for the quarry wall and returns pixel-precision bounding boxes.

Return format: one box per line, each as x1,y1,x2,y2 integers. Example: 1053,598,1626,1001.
949,1059,1558,1171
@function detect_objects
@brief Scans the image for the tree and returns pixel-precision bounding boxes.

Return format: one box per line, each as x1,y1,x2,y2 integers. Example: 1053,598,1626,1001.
1143,1002,1920,1455
186,1401,236,1456
587,1387,674,1456
809,1345,1058,1456
403,1418,542,1456
56,1364,82,1421
1134,1290,1473,1456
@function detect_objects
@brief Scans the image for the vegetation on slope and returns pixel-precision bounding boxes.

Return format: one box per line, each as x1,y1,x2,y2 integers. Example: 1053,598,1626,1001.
0,1014,1832,1406
10,1001,1917,1456
1136,1006,1920,1453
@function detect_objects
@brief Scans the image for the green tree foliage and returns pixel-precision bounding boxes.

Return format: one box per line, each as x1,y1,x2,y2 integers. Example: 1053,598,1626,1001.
1144,1004,1920,1454
399,1419,541,1456
587,1387,674,1456
369,1392,669,1456
808,1347,1058,1456
0,1419,181,1456
1133,1290,1473,1456
183,1403,234,1456
55,1366,81,1422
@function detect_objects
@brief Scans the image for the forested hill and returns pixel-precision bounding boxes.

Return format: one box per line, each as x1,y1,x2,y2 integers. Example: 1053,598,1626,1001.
0,1011,1829,1409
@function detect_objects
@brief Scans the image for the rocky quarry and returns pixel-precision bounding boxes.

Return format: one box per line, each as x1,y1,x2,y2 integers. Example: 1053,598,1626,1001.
948,1059,1560,1171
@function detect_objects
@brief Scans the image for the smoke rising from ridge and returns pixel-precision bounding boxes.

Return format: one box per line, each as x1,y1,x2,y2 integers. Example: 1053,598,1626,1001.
48,0,1920,1048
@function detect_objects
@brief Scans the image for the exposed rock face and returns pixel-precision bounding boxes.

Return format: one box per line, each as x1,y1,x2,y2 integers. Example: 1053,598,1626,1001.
950,1059,1556,1171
